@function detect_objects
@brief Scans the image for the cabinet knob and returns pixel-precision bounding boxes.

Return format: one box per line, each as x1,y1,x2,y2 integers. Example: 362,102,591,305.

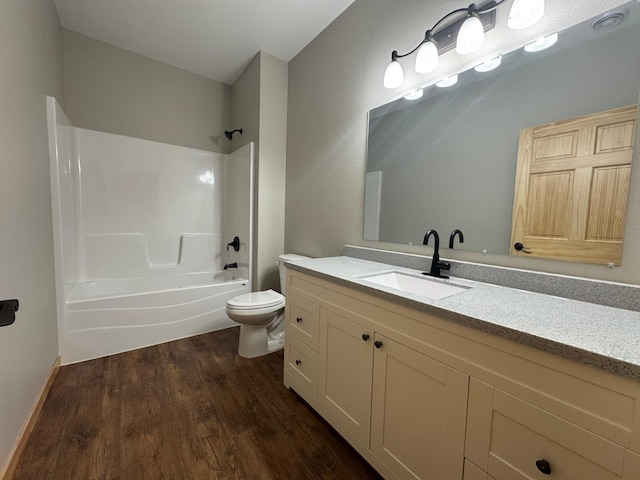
296,317,302,323
374,341,383,349
295,359,301,366
535,459,551,475
362,334,370,341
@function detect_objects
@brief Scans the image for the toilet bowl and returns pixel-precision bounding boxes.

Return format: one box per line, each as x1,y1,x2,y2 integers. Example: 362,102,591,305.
226,253,309,358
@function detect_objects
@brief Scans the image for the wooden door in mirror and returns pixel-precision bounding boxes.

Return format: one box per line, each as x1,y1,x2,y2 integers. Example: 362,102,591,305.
510,104,637,265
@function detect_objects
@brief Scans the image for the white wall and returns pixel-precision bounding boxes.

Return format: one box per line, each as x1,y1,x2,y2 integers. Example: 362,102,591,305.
285,0,640,284
62,30,232,153
0,0,63,471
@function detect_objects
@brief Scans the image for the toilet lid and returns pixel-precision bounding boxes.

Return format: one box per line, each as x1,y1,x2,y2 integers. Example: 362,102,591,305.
227,289,284,310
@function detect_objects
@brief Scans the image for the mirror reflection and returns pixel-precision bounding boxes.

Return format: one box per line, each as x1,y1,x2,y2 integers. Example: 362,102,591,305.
364,2,640,256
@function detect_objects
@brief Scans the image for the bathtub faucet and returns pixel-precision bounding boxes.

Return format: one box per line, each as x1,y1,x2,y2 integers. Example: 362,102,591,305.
224,262,238,270
226,236,240,252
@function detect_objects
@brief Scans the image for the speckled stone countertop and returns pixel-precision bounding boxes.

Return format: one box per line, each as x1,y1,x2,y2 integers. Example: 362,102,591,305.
286,256,640,381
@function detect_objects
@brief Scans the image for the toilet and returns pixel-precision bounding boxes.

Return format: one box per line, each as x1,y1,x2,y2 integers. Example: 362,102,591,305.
226,253,309,358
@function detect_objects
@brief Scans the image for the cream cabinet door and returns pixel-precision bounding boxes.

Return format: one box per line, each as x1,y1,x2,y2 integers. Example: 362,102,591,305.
317,308,374,448
370,334,469,480
464,460,495,480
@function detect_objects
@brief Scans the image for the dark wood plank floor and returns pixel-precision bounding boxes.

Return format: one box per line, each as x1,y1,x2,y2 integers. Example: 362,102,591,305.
11,327,382,480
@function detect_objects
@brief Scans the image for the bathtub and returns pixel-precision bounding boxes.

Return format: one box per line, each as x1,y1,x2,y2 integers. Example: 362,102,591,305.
60,271,249,364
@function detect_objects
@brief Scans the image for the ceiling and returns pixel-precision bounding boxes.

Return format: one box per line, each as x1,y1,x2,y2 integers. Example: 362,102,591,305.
53,0,356,85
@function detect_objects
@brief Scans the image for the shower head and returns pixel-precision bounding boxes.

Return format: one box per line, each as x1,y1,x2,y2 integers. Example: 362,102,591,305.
224,128,243,140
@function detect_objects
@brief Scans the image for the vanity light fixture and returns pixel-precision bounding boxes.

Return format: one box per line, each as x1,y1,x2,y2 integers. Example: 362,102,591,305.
383,52,404,88
383,0,545,89
436,75,459,88
415,34,439,73
508,0,545,30
474,54,502,72
456,5,486,54
524,32,558,52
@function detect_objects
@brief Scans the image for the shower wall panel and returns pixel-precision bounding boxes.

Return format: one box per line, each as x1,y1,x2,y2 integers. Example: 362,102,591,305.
47,98,79,298
223,143,254,282
76,129,225,279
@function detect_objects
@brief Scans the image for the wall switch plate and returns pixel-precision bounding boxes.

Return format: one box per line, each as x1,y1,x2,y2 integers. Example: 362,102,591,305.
0,299,19,327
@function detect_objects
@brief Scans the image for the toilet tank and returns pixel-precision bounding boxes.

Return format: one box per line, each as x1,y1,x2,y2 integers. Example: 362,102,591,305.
278,253,310,295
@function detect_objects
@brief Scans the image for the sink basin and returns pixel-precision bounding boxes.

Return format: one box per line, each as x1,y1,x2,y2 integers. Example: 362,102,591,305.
361,271,470,300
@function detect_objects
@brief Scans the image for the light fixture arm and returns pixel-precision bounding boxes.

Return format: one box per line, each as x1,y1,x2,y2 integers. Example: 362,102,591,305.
393,29,437,60
388,1,505,61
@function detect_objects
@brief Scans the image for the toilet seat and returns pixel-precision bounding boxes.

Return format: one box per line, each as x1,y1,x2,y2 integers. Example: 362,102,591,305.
227,289,284,311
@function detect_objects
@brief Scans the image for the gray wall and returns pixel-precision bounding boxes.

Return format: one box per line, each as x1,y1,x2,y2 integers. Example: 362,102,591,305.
0,0,63,471
232,53,261,286
285,0,640,284
62,30,231,153
231,52,288,291
231,54,261,150
257,52,288,290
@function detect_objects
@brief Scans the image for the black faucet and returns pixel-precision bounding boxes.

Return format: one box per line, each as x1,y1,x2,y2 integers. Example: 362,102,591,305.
226,236,240,252
223,262,237,270
422,230,450,278
449,229,464,249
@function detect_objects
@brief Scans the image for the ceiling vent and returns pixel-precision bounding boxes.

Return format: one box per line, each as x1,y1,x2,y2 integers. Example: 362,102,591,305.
592,10,626,30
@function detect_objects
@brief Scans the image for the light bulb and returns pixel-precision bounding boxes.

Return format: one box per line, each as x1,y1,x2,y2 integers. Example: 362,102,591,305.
436,75,458,88
404,89,424,100
415,41,438,73
508,0,545,30
474,55,502,72
524,32,558,52
456,14,484,54
383,56,404,89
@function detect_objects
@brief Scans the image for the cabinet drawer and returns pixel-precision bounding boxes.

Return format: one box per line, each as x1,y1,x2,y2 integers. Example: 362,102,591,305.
466,379,628,480
286,293,319,350
284,334,318,400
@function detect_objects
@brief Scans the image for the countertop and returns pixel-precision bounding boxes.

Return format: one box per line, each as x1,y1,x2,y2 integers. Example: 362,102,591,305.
286,256,640,381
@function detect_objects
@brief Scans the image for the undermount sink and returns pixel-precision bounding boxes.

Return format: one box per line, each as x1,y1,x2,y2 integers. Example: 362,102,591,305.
361,271,470,300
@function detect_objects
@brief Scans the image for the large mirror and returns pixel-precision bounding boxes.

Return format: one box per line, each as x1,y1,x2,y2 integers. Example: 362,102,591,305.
364,2,640,256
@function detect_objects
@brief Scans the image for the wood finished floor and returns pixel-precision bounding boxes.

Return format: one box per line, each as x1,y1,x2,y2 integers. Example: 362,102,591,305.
11,327,381,480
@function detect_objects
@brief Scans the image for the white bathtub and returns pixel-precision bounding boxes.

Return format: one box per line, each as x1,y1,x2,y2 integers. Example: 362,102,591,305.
60,271,249,364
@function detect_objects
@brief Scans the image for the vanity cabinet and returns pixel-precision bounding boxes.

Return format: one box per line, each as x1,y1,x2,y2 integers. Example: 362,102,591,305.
317,308,373,447
466,378,632,479
369,334,468,480
316,307,469,479
283,293,320,400
283,269,640,480
463,460,494,480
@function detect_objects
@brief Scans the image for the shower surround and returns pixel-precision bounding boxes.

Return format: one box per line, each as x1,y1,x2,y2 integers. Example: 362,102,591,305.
47,97,253,364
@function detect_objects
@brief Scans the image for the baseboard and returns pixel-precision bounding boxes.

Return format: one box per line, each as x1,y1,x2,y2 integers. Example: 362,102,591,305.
0,355,61,480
